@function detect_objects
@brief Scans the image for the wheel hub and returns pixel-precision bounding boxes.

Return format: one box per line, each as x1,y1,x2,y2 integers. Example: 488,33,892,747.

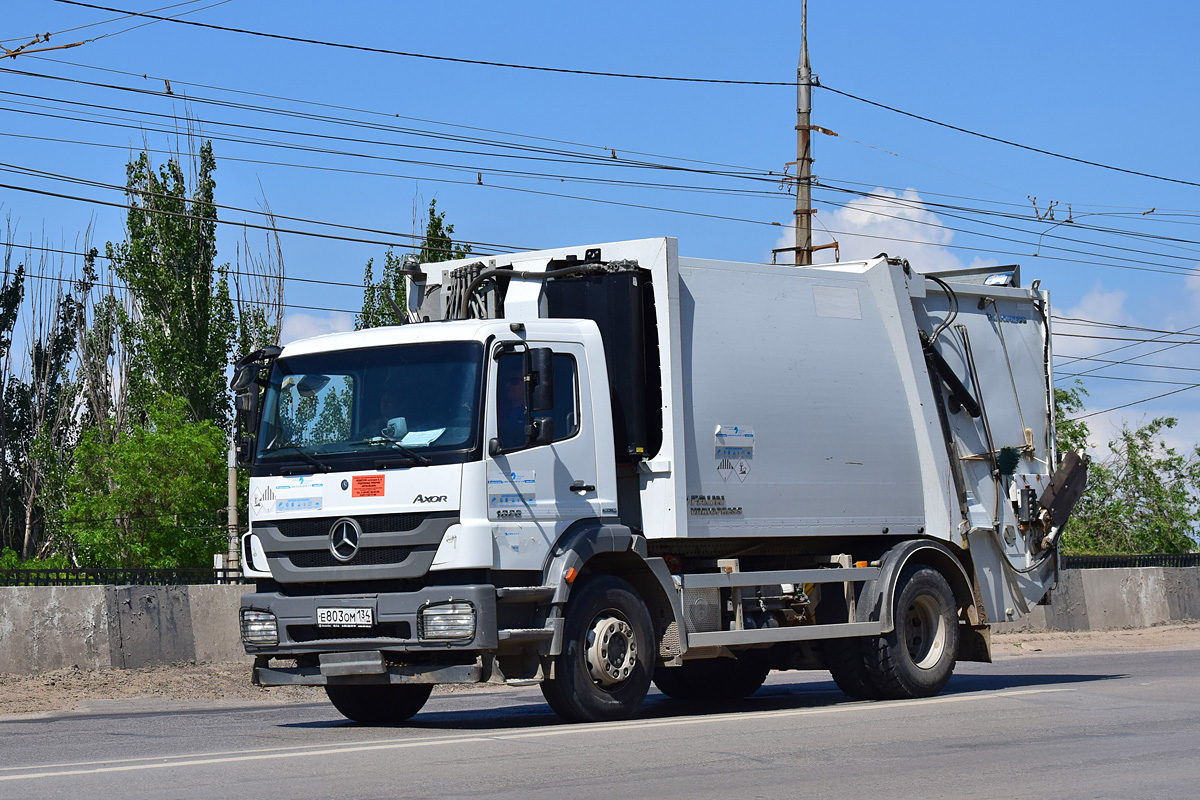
585,615,637,687
904,595,947,670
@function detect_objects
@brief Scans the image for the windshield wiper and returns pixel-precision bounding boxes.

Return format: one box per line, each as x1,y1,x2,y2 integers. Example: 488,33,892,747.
269,443,331,473
359,436,433,466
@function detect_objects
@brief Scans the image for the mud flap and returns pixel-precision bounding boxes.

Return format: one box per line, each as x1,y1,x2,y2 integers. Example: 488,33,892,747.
958,623,992,663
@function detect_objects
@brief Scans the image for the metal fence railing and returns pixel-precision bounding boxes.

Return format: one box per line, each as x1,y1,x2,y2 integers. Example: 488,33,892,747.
1061,553,1200,570
0,568,247,587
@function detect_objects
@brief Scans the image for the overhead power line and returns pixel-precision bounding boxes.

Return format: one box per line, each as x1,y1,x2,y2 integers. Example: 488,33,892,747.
1054,332,1200,344
52,1,794,86
3,0,230,58
3,0,203,43
0,160,532,253
29,54,774,176
1070,384,1200,421
1055,323,1200,374
0,68,778,183
1054,373,1200,387
1055,355,1200,374
820,84,1200,190
5,252,360,316
30,10,1200,201
0,179,520,255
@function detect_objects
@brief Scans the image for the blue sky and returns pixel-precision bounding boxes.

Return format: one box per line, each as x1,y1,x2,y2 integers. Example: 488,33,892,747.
3,1,1199,454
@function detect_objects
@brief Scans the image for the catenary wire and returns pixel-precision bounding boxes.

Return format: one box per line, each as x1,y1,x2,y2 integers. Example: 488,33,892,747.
820,83,1200,190
51,1,797,86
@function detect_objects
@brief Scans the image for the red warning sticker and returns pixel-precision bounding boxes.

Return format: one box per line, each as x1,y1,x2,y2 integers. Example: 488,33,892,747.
352,475,385,498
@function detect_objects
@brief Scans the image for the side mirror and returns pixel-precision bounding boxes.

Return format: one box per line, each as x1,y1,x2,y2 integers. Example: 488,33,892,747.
529,348,554,412
237,435,255,466
235,389,260,433
531,416,554,446
230,362,260,391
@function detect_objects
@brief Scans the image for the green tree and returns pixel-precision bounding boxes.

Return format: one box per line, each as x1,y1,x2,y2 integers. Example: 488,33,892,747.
0,250,26,554
62,395,227,568
107,141,237,425
0,243,82,560
418,198,472,264
356,249,407,330
1054,382,1200,554
1,141,284,568
356,199,472,330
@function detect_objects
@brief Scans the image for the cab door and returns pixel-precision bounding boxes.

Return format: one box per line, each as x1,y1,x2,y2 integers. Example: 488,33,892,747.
485,340,602,570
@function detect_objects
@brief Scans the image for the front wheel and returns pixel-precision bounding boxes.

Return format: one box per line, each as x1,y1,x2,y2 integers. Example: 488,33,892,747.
541,576,655,723
324,683,433,724
864,566,959,699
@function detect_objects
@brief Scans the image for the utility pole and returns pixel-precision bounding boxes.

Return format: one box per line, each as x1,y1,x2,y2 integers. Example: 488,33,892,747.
775,1,834,266
795,0,814,265
226,436,240,578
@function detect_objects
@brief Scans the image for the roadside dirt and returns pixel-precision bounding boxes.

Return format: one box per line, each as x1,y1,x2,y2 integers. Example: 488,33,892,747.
3,623,1198,717
990,621,1200,658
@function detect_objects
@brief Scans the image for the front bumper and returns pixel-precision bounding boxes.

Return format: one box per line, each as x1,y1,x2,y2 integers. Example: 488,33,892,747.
256,654,491,686
241,584,499,656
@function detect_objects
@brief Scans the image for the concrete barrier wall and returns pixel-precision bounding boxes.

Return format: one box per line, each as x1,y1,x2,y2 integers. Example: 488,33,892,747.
997,566,1200,633
0,584,245,675
1,567,1198,675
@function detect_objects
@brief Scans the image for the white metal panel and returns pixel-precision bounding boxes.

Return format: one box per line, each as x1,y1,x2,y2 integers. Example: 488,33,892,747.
670,256,927,538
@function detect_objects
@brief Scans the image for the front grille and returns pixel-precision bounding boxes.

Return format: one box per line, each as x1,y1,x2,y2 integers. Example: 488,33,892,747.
281,546,420,569
263,513,429,539
288,621,411,642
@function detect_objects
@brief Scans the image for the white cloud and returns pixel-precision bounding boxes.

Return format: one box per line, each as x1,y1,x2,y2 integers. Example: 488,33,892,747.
280,310,354,345
1053,282,1134,361
1187,271,1200,312
773,187,997,272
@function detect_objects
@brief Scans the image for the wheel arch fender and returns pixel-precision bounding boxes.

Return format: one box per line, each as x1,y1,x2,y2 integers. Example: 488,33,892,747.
542,520,682,659
858,539,976,634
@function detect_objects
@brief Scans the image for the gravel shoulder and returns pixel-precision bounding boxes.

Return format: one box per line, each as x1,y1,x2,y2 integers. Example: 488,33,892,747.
3,623,1198,717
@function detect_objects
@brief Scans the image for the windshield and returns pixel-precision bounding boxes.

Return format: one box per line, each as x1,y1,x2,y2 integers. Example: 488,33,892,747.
256,341,484,468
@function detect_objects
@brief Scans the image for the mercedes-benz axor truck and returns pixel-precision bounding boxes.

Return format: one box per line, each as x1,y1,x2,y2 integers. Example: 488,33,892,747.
231,237,1086,723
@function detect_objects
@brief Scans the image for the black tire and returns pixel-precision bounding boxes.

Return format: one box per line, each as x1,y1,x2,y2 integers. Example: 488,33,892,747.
651,663,699,699
864,566,959,699
324,683,433,724
653,655,771,701
824,638,882,700
541,576,655,723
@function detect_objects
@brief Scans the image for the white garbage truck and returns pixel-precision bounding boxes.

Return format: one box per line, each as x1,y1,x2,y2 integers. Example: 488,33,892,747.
231,237,1086,723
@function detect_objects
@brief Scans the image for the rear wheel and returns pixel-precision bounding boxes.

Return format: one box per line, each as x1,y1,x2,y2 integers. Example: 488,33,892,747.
864,566,959,699
324,683,433,724
541,576,655,723
653,655,770,701
824,638,881,700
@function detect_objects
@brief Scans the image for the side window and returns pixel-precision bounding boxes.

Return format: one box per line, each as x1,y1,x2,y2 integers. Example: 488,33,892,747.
494,351,580,451
549,354,579,441
496,353,527,451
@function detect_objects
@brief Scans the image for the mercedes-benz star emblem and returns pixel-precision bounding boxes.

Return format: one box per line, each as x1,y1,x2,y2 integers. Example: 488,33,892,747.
329,518,362,562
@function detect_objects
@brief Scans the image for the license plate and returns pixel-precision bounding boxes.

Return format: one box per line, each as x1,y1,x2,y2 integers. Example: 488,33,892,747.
316,607,374,627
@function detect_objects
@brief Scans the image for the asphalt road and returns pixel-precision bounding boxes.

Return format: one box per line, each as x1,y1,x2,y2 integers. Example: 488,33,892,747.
3,646,1198,800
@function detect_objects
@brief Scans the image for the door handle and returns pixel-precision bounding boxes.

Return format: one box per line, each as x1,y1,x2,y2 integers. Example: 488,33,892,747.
570,482,596,493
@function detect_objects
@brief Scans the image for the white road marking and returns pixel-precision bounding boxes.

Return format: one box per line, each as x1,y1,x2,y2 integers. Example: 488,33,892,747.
0,688,1070,782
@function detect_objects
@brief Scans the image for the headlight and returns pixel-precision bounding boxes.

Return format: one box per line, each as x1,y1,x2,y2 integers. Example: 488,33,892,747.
419,601,475,640
241,609,278,646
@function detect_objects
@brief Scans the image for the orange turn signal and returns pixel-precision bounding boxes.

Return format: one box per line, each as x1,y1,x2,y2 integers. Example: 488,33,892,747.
856,560,869,568
564,567,578,584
